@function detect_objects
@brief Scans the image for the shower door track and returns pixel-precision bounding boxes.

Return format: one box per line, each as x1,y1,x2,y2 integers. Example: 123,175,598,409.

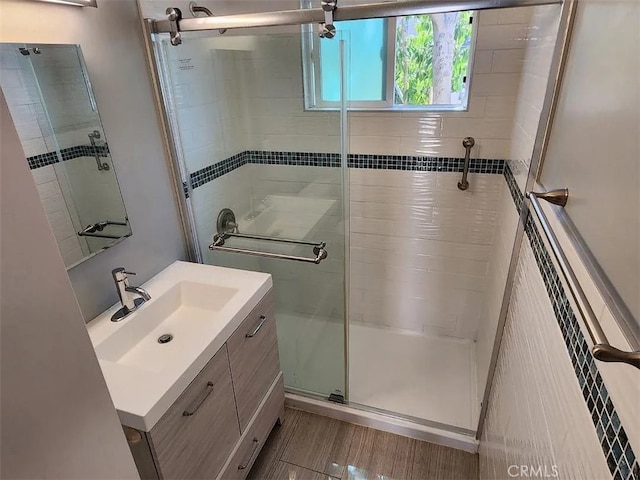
150,0,562,37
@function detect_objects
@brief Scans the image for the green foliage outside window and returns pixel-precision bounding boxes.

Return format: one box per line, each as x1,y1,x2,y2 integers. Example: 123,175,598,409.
395,12,473,106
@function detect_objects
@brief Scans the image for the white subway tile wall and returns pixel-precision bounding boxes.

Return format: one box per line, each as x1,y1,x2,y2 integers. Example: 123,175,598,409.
162,8,536,160
160,8,544,343
509,5,561,190
474,3,561,411
480,241,612,480
32,165,86,265
349,169,503,340
474,169,520,398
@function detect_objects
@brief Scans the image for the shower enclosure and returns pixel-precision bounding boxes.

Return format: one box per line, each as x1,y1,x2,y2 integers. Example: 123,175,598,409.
141,0,569,441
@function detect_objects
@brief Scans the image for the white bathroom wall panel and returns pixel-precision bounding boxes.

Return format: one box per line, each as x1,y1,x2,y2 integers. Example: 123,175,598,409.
1,90,139,480
480,240,612,480
539,0,640,324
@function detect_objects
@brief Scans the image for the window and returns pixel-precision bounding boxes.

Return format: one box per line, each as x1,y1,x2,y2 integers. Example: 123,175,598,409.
302,11,476,110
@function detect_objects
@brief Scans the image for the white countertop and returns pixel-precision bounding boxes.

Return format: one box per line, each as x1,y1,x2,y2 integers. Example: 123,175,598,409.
87,261,272,431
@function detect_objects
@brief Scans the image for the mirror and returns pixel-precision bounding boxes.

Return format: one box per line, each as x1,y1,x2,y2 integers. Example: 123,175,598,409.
0,43,131,268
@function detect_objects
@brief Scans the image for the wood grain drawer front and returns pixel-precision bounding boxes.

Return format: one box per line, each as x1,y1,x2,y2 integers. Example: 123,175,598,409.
150,347,240,480
219,374,285,480
227,292,280,432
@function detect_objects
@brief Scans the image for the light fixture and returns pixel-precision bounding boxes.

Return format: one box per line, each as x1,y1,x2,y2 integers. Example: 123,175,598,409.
34,0,97,7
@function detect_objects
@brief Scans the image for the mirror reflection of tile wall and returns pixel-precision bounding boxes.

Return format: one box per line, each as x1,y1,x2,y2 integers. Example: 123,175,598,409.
0,43,131,268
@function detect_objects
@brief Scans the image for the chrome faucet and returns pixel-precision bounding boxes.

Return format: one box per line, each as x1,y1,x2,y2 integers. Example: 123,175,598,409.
111,267,151,322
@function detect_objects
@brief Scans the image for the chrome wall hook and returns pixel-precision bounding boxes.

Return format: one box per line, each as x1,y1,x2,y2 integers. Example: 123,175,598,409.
319,0,337,39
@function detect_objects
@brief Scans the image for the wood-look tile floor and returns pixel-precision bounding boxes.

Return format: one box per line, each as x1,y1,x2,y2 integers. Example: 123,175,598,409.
247,408,478,480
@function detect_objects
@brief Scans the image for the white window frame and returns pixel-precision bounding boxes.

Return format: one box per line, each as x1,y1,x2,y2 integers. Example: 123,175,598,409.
301,12,477,112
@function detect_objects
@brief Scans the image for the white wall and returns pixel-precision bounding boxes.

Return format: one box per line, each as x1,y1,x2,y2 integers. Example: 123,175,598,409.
0,90,139,480
0,0,187,320
539,0,640,324
473,173,519,394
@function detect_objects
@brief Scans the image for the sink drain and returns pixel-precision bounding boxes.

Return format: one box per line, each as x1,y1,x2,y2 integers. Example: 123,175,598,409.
158,334,173,344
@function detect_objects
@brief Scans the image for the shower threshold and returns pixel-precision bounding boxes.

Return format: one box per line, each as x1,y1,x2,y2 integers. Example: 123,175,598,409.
285,392,478,453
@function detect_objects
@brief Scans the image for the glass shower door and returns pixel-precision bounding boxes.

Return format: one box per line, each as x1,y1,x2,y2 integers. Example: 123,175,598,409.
159,32,348,400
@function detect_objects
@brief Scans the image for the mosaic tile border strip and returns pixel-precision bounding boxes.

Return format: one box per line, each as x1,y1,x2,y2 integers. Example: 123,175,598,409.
189,150,506,190
348,155,505,174
250,150,342,167
503,162,524,212
508,167,639,480
189,152,247,189
27,143,110,170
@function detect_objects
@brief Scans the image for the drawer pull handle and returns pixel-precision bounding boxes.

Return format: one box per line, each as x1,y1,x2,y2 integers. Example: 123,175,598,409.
245,315,268,338
238,437,260,470
182,381,214,416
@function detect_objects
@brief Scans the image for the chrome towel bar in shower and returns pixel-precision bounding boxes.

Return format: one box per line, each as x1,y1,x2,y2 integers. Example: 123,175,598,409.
527,189,640,370
209,232,328,264
210,207,328,264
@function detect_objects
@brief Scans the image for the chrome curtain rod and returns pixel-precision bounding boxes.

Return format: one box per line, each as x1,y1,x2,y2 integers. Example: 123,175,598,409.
151,0,562,35
527,190,640,370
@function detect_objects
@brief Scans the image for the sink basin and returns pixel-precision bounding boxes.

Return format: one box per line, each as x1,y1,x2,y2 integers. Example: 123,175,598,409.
87,261,272,431
95,282,239,373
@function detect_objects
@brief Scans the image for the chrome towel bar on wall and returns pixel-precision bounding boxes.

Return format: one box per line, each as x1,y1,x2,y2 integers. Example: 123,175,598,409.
208,208,328,264
78,220,129,239
209,233,328,264
527,189,640,370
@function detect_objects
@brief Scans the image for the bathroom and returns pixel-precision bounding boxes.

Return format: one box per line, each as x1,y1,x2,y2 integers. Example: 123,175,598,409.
0,0,638,479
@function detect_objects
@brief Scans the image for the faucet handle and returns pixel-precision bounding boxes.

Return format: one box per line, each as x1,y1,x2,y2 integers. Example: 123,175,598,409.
111,267,136,282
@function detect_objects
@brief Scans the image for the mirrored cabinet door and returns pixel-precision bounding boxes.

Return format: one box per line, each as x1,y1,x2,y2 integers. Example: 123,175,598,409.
0,43,131,268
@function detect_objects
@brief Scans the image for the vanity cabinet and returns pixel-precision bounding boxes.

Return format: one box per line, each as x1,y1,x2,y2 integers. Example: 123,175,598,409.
124,290,284,480
227,293,279,432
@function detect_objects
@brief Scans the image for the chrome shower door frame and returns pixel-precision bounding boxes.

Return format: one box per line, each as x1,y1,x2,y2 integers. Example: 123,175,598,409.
139,15,202,265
